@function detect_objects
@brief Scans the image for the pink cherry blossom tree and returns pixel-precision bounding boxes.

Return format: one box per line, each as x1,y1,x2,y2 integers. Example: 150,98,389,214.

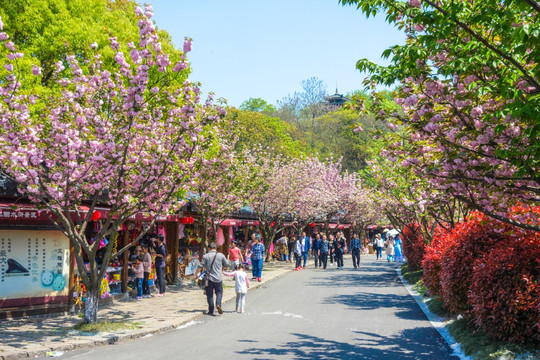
189,136,246,253
0,6,225,323
342,0,540,231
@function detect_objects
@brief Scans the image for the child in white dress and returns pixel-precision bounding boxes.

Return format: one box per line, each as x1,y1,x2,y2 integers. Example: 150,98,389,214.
224,263,250,313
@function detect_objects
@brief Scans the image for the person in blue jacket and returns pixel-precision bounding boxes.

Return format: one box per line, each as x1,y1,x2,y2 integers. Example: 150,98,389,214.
350,232,362,268
318,234,329,269
312,233,321,268
300,231,310,269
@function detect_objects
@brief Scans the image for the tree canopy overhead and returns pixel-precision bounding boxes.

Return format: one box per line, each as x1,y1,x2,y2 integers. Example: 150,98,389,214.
0,0,184,87
341,0,540,230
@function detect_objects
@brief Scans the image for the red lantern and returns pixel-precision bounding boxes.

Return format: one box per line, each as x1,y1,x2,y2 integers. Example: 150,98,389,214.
309,222,316,227
91,211,101,221
187,217,194,224
180,217,188,224
271,222,275,228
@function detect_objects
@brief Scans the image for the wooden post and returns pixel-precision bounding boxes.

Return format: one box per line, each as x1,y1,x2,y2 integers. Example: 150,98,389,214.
243,225,249,248
344,228,351,242
121,222,130,294
68,243,75,309
223,225,230,256
165,221,179,284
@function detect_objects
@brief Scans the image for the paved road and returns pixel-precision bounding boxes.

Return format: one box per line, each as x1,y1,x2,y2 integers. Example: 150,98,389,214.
56,256,458,360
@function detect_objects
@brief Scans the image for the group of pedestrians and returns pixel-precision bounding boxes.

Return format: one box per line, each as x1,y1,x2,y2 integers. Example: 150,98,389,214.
193,234,265,316
191,229,405,316
131,235,167,299
373,233,403,262
289,231,362,270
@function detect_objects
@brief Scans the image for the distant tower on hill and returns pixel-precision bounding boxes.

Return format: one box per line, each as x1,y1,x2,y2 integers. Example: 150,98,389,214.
324,88,350,108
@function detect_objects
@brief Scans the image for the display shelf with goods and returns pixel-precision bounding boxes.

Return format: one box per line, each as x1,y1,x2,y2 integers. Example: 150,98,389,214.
106,266,123,295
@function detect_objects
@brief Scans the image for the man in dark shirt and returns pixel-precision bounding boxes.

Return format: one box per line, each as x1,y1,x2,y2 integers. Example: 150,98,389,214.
153,235,167,296
312,233,321,268
350,232,362,268
194,242,229,315
318,234,329,269
334,232,345,270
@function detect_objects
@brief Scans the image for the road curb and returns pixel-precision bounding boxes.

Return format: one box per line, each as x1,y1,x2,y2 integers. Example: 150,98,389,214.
395,267,472,360
0,264,292,360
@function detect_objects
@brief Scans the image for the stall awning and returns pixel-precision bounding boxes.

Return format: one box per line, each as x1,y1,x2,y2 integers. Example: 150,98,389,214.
242,220,260,226
0,201,179,224
126,213,179,222
0,202,112,224
328,223,351,229
215,218,240,226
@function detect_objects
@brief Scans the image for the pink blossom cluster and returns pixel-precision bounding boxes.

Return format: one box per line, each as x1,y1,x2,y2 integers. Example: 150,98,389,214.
0,6,226,245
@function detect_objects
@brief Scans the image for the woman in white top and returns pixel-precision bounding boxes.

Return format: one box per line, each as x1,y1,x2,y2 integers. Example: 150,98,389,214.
223,263,250,313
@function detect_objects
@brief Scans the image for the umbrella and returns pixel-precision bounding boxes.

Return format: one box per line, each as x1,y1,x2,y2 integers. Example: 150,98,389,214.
382,228,389,233
387,229,400,236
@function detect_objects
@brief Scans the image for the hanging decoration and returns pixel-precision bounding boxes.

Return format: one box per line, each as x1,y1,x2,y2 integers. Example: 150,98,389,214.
216,227,225,246
91,211,101,221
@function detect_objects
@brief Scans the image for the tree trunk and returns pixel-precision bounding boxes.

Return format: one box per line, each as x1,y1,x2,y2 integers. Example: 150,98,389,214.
83,286,100,324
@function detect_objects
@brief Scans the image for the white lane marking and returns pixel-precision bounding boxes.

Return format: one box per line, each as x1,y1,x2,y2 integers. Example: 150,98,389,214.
176,320,204,330
396,268,472,360
261,311,304,319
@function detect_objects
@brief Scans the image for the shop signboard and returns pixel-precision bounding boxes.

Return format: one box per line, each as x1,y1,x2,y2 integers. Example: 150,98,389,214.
0,230,70,308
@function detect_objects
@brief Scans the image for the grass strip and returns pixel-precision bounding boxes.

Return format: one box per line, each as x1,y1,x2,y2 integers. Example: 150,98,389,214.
447,318,539,360
73,320,143,333
400,263,423,286
400,262,539,359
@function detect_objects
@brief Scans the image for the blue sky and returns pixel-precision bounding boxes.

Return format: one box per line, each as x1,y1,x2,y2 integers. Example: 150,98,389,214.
150,0,404,107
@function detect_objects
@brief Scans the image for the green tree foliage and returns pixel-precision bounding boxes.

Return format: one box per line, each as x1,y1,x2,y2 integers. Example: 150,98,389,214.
0,0,184,87
306,108,387,172
239,97,277,114
225,108,306,157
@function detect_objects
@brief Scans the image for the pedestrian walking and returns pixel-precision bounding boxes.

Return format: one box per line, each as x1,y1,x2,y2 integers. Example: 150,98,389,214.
328,234,335,265
223,263,250,313
385,236,395,262
141,244,152,297
153,234,167,296
277,235,288,261
132,256,144,299
228,241,244,270
294,235,303,270
394,234,404,262
312,233,321,268
287,235,295,263
334,232,345,270
319,234,329,269
194,242,229,315
350,232,361,268
375,234,384,261
300,231,310,268
249,235,265,282
245,234,255,261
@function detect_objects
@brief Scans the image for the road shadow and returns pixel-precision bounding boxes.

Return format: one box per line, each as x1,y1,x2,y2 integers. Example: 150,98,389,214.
309,274,402,289
236,330,459,360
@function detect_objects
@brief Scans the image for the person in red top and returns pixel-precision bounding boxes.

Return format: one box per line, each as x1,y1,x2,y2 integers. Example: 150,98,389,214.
228,241,244,270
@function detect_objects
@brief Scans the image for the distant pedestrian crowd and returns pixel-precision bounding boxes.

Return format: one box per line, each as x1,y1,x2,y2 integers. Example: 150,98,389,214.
191,228,404,316
275,229,403,271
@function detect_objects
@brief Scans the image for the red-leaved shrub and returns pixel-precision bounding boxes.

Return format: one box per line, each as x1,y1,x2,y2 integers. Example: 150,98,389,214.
439,212,510,314
421,225,454,297
401,222,426,270
468,234,540,344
